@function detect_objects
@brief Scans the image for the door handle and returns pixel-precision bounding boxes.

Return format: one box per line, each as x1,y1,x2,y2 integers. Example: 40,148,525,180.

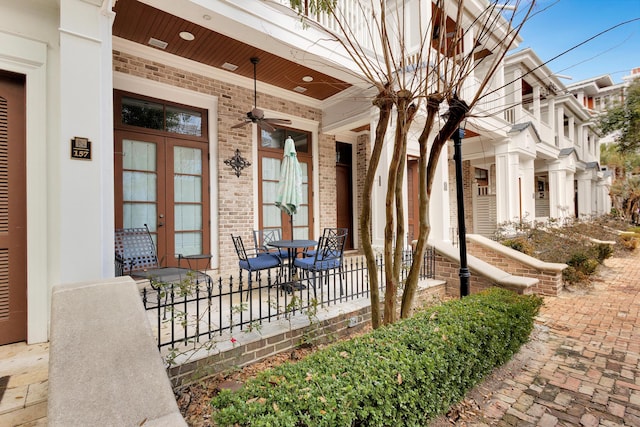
158,213,164,227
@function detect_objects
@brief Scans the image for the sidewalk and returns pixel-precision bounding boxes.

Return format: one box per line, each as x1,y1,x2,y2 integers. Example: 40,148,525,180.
437,250,640,426
0,341,48,426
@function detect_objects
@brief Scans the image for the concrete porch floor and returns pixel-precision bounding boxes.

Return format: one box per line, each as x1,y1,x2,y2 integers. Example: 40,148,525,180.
0,341,49,426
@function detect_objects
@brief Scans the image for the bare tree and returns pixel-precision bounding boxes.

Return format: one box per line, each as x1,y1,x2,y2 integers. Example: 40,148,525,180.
285,0,535,326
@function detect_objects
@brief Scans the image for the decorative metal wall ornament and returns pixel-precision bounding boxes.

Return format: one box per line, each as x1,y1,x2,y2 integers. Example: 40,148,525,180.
224,148,251,177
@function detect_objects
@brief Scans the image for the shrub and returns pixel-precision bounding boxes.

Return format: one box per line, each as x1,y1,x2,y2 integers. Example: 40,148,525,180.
501,237,534,255
595,243,614,263
210,289,543,427
562,251,599,285
621,234,640,250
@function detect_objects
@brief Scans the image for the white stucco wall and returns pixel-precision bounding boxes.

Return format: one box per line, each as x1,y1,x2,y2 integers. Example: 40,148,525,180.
58,0,115,284
0,0,115,343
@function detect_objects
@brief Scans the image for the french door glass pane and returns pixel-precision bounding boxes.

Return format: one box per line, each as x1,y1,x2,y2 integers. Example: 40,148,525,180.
123,204,157,231
174,147,202,174
122,139,157,231
175,232,202,257
263,205,282,228
175,205,202,229
174,176,202,202
300,162,309,210
166,106,202,137
293,227,308,240
262,157,280,180
262,157,281,229
174,146,203,256
262,181,278,204
123,171,157,201
121,98,163,131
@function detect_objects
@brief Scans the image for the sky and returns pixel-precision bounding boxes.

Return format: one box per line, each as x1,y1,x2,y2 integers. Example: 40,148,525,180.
514,0,640,84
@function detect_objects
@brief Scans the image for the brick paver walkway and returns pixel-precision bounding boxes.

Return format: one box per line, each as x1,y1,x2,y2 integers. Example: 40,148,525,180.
449,251,640,426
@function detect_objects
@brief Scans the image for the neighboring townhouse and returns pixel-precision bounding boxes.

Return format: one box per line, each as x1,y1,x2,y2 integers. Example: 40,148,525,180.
568,68,640,118
0,0,608,346
567,67,640,178
450,48,610,239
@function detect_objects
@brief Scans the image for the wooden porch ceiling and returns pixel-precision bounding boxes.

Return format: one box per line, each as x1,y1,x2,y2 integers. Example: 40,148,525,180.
112,0,351,101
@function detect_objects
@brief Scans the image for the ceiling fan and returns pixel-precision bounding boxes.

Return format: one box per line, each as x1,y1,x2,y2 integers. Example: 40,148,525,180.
231,57,292,132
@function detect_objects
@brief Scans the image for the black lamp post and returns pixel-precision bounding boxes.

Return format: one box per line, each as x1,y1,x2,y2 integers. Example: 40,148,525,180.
452,126,470,297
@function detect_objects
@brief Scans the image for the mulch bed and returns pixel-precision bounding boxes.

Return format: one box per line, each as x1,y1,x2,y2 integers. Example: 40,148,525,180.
176,326,371,427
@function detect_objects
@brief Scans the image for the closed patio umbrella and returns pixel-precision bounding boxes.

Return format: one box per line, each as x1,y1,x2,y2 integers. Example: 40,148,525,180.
275,136,303,236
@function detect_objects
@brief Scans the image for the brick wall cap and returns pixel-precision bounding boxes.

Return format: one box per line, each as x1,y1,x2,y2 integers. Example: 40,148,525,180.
467,234,567,272
430,239,539,290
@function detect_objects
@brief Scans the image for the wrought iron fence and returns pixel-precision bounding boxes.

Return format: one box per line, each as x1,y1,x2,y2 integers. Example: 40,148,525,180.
142,248,435,350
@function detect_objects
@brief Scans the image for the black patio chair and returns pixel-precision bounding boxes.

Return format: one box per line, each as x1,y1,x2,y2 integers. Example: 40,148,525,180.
304,227,348,259
114,225,163,277
293,228,348,297
232,234,282,298
253,228,288,259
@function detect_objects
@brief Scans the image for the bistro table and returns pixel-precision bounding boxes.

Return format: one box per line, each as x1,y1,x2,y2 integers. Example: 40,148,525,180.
268,239,317,291
178,253,212,271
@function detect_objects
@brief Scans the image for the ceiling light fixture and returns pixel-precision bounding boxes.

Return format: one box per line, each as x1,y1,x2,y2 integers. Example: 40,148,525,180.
203,14,211,21
302,76,313,82
179,31,195,41
293,86,307,93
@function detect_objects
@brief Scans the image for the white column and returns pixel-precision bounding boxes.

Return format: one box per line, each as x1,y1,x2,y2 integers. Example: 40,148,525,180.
556,105,565,147
495,151,520,223
513,68,523,122
597,179,612,216
577,173,592,218
533,86,541,123
577,124,585,157
547,97,556,143
520,157,535,223
370,110,394,249
429,146,451,241
57,0,114,283
548,163,565,219
568,116,575,146
565,171,575,219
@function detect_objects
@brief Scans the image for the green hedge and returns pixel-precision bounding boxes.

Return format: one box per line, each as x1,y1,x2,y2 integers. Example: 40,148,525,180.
210,288,543,426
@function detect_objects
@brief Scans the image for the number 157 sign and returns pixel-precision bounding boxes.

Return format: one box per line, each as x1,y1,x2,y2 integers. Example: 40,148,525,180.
71,137,91,160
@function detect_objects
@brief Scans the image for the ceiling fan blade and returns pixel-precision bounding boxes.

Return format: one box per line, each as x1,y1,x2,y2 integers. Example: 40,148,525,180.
231,121,250,129
257,120,276,132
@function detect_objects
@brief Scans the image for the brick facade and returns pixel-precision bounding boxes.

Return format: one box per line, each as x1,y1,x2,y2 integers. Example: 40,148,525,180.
355,133,371,247
434,252,497,298
112,51,338,277
317,133,337,232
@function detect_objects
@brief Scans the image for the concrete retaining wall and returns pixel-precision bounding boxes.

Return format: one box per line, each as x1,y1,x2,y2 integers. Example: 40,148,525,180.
48,276,186,426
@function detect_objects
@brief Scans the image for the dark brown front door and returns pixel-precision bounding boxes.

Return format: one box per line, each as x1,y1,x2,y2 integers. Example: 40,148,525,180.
0,71,28,345
114,130,210,267
336,164,353,250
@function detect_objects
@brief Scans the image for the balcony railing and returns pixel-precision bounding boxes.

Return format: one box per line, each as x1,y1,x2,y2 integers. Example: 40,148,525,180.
277,0,376,51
